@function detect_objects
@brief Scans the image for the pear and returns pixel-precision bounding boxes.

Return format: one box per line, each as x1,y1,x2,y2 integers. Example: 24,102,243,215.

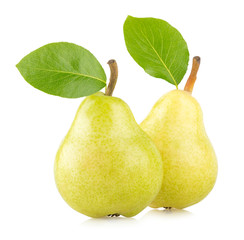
54,60,163,218
140,57,217,209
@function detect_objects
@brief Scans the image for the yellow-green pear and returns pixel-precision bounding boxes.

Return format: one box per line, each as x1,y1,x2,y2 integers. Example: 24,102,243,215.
54,60,163,218
140,57,217,209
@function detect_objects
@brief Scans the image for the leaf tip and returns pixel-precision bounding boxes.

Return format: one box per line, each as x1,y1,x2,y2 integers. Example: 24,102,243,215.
125,15,136,23
16,62,20,70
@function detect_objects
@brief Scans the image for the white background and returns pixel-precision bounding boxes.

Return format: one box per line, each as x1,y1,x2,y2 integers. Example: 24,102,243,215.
1,0,244,239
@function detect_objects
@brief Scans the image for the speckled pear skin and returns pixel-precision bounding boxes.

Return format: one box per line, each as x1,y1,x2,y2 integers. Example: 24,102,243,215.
54,93,163,218
140,90,218,209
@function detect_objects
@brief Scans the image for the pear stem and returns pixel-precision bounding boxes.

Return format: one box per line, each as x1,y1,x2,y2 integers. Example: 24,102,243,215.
105,59,118,96
184,56,201,93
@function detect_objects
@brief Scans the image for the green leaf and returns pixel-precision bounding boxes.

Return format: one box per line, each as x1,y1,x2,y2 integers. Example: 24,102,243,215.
16,42,107,98
123,16,189,87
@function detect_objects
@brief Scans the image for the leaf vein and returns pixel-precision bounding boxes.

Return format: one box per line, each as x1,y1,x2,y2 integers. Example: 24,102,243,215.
139,30,178,87
24,66,106,84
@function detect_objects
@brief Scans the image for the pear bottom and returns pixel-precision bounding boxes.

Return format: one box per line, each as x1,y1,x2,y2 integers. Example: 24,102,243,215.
149,157,217,209
54,139,163,218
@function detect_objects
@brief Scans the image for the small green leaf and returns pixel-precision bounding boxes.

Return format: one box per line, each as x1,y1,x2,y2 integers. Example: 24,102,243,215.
123,16,189,87
16,42,107,98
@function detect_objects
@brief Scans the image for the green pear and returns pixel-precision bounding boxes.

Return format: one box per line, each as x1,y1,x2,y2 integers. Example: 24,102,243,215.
54,60,163,218
140,57,217,209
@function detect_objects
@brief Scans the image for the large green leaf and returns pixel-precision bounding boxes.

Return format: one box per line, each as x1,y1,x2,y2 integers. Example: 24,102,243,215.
123,16,189,87
16,42,107,98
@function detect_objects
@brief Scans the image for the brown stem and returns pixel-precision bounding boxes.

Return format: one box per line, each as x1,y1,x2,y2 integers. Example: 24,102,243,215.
184,56,201,93
105,59,118,96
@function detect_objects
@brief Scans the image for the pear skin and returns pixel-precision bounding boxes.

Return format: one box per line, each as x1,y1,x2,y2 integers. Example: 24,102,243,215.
140,57,217,209
54,93,163,217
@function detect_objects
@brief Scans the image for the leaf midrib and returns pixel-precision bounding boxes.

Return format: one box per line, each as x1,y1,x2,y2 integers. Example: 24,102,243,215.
140,31,178,88
22,66,106,84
